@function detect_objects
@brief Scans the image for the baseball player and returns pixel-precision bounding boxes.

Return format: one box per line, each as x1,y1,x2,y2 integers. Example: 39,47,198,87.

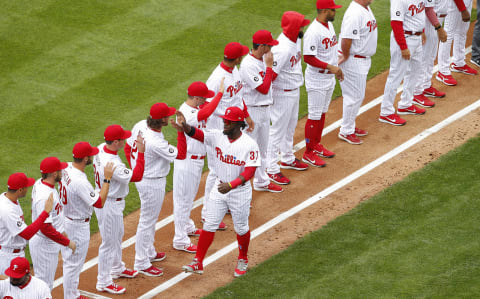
437,0,476,85
180,106,260,277
379,0,433,126
202,41,253,230
0,172,53,275
240,29,283,192
472,0,480,67
172,80,225,253
60,142,114,299
125,102,187,277
94,125,146,294
0,257,51,299
303,0,344,161
30,157,76,290
267,11,310,184
337,0,377,145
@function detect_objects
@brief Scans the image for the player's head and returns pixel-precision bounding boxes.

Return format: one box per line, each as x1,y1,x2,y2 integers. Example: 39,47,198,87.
104,124,132,150
220,106,246,136
316,0,342,22
148,102,176,130
187,82,215,106
281,11,310,40
252,30,279,54
5,257,31,287
224,42,249,66
6,172,35,198
40,157,68,182
73,141,99,166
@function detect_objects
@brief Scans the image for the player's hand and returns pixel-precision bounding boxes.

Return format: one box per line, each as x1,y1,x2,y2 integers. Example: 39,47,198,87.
328,65,344,81
103,162,116,180
218,182,232,194
401,49,411,60
135,134,145,153
461,10,471,22
44,193,54,213
0,274,8,280
264,51,274,68
68,241,76,255
245,116,255,132
62,232,68,238
219,77,225,94
170,118,184,132
337,53,346,65
437,27,447,43
421,32,427,45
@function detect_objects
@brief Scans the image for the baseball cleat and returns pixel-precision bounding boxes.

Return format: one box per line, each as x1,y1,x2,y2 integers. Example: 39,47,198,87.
234,259,248,277
183,258,204,274
338,133,363,145
354,127,368,136
313,144,335,158
413,94,435,108
378,114,406,126
151,252,166,262
111,268,138,279
397,104,426,115
450,62,478,75
139,265,164,277
254,183,283,193
77,296,89,299
470,58,480,68
268,172,290,185
96,283,126,294
436,72,457,86
173,244,197,253
188,229,202,237
280,158,308,170
302,151,326,167
423,86,445,98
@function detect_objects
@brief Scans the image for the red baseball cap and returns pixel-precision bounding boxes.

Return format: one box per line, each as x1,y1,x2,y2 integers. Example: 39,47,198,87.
40,157,68,174
224,42,249,59
317,0,342,9
73,142,99,159
150,102,176,120
187,82,215,98
104,125,132,141
7,173,35,190
5,257,30,278
220,106,245,122
253,30,279,46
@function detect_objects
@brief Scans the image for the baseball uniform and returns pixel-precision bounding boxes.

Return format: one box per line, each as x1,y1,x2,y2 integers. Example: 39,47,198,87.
0,276,51,299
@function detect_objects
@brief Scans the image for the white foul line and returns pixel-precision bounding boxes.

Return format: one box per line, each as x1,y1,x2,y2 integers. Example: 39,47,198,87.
139,99,480,298
52,47,472,289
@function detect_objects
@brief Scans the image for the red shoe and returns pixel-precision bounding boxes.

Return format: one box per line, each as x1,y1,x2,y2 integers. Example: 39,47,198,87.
139,265,164,277
423,86,445,98
182,258,203,274
218,221,227,230
234,259,248,278
450,62,478,75
354,127,368,136
280,158,308,170
77,296,90,299
111,268,138,279
188,229,202,237
151,252,166,262
96,283,126,294
173,244,197,253
302,151,326,167
397,104,426,115
436,72,457,86
267,172,291,185
313,144,335,158
254,183,283,193
338,133,363,145
378,114,406,126
413,94,435,108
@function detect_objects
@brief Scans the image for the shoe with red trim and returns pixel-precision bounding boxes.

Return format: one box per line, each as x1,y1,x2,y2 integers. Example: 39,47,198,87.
234,259,248,277
267,172,291,185
313,144,335,158
302,151,326,167
77,296,89,299
182,258,203,274
254,183,283,193
188,229,202,237
354,127,368,136
218,221,227,230
111,268,138,279
96,283,126,294
280,158,308,170
139,265,164,277
423,86,445,98
450,62,478,75
397,104,426,115
378,114,406,126
413,94,435,108
173,244,197,253
151,252,166,262
338,133,363,145
436,72,457,86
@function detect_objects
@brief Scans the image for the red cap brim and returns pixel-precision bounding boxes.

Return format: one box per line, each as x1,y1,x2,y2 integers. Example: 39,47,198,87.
26,178,35,187
90,147,100,156
241,45,249,56
332,4,342,8
205,90,215,98
121,130,132,140
167,107,176,117
301,19,311,27
267,40,279,46
60,162,68,170
5,268,25,279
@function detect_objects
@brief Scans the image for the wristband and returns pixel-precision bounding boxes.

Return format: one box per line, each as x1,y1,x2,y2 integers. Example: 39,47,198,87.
228,182,232,188
103,179,111,184
435,24,442,30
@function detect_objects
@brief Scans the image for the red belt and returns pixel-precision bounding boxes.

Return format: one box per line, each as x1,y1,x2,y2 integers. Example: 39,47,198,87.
66,216,90,222
283,88,298,92
404,31,423,36
0,246,24,253
190,155,205,160
116,198,123,201
438,14,447,18
353,55,366,59
318,69,334,74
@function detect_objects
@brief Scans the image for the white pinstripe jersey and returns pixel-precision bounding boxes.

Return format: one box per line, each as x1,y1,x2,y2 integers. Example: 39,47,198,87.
340,1,378,57
239,53,273,106
60,163,100,219
448,0,471,12
179,102,207,155
0,276,51,299
435,0,448,15
0,193,27,249
391,0,427,32
304,20,339,72
271,33,304,90
31,179,64,238
204,131,260,182
127,120,178,178
93,143,133,199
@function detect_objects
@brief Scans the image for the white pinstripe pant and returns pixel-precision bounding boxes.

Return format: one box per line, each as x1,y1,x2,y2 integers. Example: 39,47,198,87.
0,250,24,276
30,235,61,289
246,105,271,188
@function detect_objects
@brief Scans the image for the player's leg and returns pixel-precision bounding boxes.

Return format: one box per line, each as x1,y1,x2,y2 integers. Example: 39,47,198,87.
437,12,455,75
451,5,472,67
472,1,480,62
30,236,60,289
304,87,328,166
95,200,115,289
201,154,216,220
421,19,440,92
110,199,127,276
340,64,367,137
280,88,300,164
399,37,424,110
267,89,291,175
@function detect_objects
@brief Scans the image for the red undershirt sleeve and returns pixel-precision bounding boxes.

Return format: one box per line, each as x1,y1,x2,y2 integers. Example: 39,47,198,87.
453,0,467,11
124,143,132,168
229,166,257,188
242,100,250,118
272,71,278,81
18,211,49,240
425,7,440,26
129,152,145,182
255,67,274,94
304,55,329,69
40,223,70,246
190,127,205,143
198,92,223,121
93,197,103,208
176,132,187,160
391,21,408,50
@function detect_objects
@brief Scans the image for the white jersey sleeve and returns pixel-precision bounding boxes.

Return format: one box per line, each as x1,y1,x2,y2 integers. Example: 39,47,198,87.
341,11,363,40
271,45,291,74
0,202,27,237
391,0,408,22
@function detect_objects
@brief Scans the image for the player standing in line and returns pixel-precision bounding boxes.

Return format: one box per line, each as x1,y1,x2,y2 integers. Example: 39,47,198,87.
266,11,310,184
240,29,283,192
0,257,51,298
125,102,187,277
60,142,114,299
471,0,480,67
379,0,432,126
337,0,377,145
172,80,225,253
436,0,476,85
94,125,145,294
302,0,344,161
180,107,260,277
0,172,53,275
30,157,76,290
